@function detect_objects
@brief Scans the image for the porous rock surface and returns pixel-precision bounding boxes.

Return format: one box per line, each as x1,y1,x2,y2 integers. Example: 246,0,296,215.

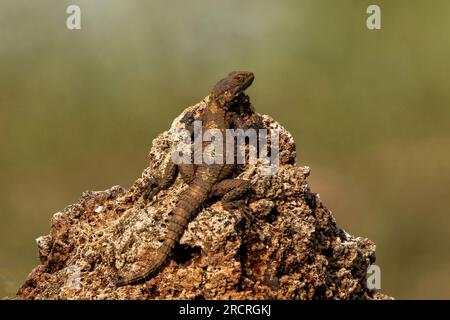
14,97,390,300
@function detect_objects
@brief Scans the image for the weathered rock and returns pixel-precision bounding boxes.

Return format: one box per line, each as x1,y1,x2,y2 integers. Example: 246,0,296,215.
13,96,391,300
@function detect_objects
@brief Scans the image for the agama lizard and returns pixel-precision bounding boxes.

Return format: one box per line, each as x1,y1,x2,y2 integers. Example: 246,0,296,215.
115,71,255,286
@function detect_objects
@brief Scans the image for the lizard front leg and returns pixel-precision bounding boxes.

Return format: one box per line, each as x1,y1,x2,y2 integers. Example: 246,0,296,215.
231,111,263,131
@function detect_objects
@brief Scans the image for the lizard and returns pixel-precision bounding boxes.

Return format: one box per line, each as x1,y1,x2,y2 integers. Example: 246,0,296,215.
115,71,256,286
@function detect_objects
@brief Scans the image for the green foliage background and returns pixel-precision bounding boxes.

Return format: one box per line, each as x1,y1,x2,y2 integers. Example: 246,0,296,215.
1,0,449,298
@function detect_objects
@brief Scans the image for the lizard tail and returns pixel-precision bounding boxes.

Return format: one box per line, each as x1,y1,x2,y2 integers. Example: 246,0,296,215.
115,182,209,287
115,250,166,287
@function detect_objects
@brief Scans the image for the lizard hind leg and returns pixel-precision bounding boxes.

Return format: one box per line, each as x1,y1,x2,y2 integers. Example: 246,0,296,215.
212,179,252,211
212,178,255,229
212,179,251,201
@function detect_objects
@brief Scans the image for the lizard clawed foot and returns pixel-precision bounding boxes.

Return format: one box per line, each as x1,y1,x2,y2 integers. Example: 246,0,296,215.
223,200,255,223
222,199,246,211
212,178,254,222
142,177,160,200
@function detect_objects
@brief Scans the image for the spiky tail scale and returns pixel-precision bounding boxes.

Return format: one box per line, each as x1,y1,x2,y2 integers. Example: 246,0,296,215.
115,179,210,286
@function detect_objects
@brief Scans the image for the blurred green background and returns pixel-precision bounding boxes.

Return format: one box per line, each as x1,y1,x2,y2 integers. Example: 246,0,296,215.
1,0,449,299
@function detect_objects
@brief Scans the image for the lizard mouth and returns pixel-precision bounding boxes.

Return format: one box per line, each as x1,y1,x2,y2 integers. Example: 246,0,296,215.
242,74,255,90
232,73,255,96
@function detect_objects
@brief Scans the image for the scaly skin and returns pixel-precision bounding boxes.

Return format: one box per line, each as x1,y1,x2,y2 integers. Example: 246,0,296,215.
115,71,255,286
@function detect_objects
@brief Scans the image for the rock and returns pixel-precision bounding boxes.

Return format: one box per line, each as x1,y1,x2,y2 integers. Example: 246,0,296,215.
12,96,391,300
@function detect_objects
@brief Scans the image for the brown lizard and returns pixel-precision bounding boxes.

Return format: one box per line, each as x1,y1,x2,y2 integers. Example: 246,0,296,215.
115,71,255,286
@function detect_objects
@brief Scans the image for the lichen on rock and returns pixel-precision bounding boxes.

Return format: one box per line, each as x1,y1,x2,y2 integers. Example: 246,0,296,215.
14,96,391,300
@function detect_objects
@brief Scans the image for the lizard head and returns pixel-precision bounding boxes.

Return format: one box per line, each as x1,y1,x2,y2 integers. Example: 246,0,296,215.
211,71,254,106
